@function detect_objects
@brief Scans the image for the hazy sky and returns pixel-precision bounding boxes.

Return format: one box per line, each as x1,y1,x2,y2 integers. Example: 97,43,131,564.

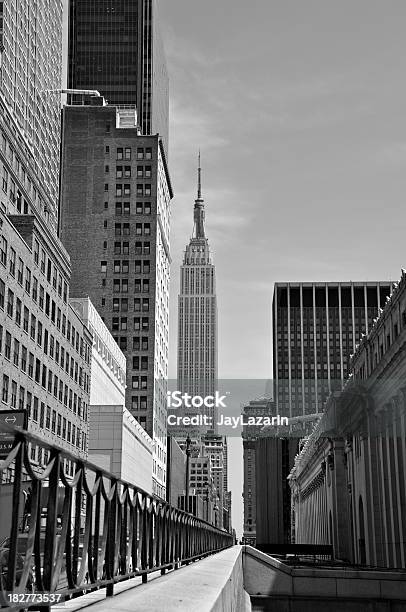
158,0,406,536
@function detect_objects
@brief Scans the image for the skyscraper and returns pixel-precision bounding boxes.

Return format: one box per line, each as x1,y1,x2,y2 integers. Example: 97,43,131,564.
68,0,169,153
60,102,172,499
0,0,63,231
176,156,218,437
273,281,394,422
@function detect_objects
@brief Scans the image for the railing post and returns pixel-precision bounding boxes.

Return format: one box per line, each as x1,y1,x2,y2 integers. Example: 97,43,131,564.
43,449,61,593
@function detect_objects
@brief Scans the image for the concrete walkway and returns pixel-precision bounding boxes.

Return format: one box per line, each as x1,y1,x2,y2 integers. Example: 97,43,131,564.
53,546,248,612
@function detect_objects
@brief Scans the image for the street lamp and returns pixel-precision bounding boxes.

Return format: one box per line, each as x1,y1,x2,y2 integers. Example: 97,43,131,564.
185,435,191,513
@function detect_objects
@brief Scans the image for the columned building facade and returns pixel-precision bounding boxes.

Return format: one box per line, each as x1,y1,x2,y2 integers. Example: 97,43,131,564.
290,270,406,568
259,281,393,545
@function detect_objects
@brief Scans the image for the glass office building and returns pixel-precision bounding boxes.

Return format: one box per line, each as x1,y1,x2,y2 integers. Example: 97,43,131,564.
273,281,394,419
68,0,169,153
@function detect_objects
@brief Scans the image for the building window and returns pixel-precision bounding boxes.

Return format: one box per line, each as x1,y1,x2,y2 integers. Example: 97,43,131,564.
137,148,144,159
2,375,9,403
116,184,122,197
25,267,31,293
0,236,7,266
125,147,131,160
5,332,11,359
0,279,4,310
23,307,29,333
17,258,24,285
9,248,16,276
101,261,107,273
123,202,130,215
15,299,21,326
7,289,14,317
13,339,19,366
117,147,123,160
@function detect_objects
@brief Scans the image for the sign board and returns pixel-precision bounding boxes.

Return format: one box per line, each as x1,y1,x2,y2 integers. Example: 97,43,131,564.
0,410,27,458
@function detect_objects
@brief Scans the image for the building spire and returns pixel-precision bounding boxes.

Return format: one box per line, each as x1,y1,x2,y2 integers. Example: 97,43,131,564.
193,150,205,238
197,149,202,199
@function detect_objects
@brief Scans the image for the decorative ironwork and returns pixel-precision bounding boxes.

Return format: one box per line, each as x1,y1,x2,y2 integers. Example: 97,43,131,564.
0,428,232,609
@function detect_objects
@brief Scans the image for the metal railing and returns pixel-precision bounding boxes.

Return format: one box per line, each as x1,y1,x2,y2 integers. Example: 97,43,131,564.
0,428,233,608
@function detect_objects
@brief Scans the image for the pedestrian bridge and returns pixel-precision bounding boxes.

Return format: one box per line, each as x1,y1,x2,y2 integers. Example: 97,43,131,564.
2,430,406,611
53,545,406,612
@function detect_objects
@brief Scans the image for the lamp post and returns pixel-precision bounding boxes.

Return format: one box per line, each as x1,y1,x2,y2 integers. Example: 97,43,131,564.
185,435,191,513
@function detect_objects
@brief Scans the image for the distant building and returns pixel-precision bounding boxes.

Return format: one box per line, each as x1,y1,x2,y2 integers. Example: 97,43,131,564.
175,156,217,439
166,436,186,506
70,297,126,405
70,298,153,492
242,398,274,545
273,282,393,420
201,432,226,530
0,0,63,229
190,455,221,527
60,102,173,499
0,213,92,474
290,271,406,567
68,0,169,153
89,405,153,493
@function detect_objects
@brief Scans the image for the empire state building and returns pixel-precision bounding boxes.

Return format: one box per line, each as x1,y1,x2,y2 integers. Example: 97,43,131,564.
177,156,218,435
